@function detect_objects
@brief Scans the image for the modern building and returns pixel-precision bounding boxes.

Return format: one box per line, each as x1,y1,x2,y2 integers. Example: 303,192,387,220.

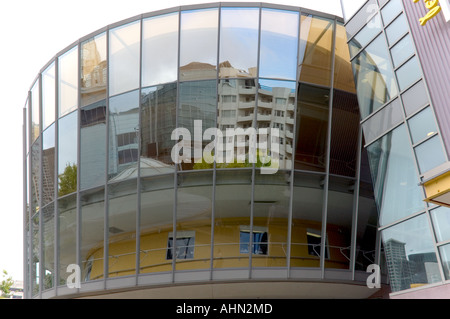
341,0,450,298
27,1,448,299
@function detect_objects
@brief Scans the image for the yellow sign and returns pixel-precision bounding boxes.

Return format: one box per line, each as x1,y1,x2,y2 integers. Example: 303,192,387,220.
413,0,442,26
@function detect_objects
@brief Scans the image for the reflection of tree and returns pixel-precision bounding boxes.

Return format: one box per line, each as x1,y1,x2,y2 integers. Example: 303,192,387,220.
58,164,77,196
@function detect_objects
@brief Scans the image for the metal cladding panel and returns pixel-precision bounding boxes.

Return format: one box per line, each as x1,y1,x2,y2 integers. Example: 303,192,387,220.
402,0,450,157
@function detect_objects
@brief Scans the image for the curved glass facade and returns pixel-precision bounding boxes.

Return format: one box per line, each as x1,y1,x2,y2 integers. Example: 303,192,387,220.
24,3,383,299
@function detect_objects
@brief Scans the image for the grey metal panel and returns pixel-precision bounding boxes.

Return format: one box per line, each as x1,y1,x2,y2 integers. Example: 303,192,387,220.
402,0,450,157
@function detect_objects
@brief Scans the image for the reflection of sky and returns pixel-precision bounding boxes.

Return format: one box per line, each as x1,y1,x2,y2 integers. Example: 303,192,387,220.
58,112,78,174
259,79,296,92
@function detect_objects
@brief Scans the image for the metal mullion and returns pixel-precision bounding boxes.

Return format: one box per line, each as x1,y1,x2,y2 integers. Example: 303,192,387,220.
38,73,43,299
75,41,82,295
53,57,59,296
104,28,110,288
426,210,446,282
27,91,33,298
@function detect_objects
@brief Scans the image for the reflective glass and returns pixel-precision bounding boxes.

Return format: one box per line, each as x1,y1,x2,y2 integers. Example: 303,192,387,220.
59,46,78,117
31,138,41,215
42,203,55,290
81,187,105,282
367,125,425,226
42,63,55,130
334,23,357,93
140,84,177,176
108,90,139,181
32,214,40,296
385,14,408,46
140,174,174,274
213,169,252,269
180,8,218,81
348,14,382,59
42,124,55,206
408,107,438,144
396,56,421,91
219,7,259,79
299,15,333,86
402,80,429,117
31,80,40,143
108,179,137,277
81,33,107,107
439,244,450,280
80,99,106,190
253,171,290,268
177,80,217,170
352,34,398,119
291,172,324,268
176,171,213,271
431,206,450,243
260,8,298,80
381,0,403,25
58,111,77,196
295,84,329,172
390,34,414,68
382,214,441,292
142,12,179,87
58,194,77,286
415,135,446,173
109,21,141,96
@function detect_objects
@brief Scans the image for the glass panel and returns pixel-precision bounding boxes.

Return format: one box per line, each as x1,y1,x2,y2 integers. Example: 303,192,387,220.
80,187,105,282
108,90,139,181
58,194,77,286
142,12,179,87
396,56,421,91
382,214,441,292
58,111,78,196
439,244,450,280
390,34,415,68
80,99,106,190
415,135,446,173
108,179,137,278
180,8,218,81
291,172,324,268
42,124,55,206
381,0,403,25
42,63,55,130
260,8,298,80
140,174,174,274
31,80,40,143
213,169,252,269
385,14,408,46
32,214,39,296
367,125,425,226
109,21,141,96
219,7,259,79
81,33,107,107
431,206,450,243
177,80,217,170
31,137,41,216
352,34,398,119
334,23,357,93
408,107,438,144
140,84,177,176
402,80,429,117
329,89,360,177
348,14,382,58
299,15,333,86
257,79,295,171
295,83,329,172
176,171,213,270
42,203,55,290
253,171,290,268
59,46,78,117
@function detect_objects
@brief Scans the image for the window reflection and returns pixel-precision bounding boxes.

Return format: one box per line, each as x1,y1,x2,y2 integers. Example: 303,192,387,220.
334,23,356,93
31,138,41,215
431,206,450,243
59,46,78,117
142,13,179,87
108,90,139,181
58,112,77,196
32,214,39,296
42,124,55,206
80,100,106,190
414,135,446,174
81,33,107,107
43,203,55,290
219,7,259,79
58,194,77,286
348,14,382,59
42,63,55,130
109,21,140,96
408,107,437,144
382,214,441,292
299,15,333,87
180,9,218,81
31,80,40,143
140,84,177,176
396,56,421,91
260,8,298,80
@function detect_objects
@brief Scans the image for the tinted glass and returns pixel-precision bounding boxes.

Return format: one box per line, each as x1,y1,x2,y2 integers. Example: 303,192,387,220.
390,34,415,68
32,214,39,296
408,107,438,144
58,111,78,196
334,23,356,93
109,21,141,96
385,14,408,46
59,46,78,117
42,124,55,206
43,203,55,290
42,63,55,129
396,56,421,91
431,206,450,243
414,135,446,173
142,13,179,87
31,138,41,215
348,14,382,58
439,244,450,280
260,8,298,80
31,80,40,143
219,7,259,79
402,80,429,116
180,8,218,81
58,194,77,286
381,0,403,25
81,33,107,107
